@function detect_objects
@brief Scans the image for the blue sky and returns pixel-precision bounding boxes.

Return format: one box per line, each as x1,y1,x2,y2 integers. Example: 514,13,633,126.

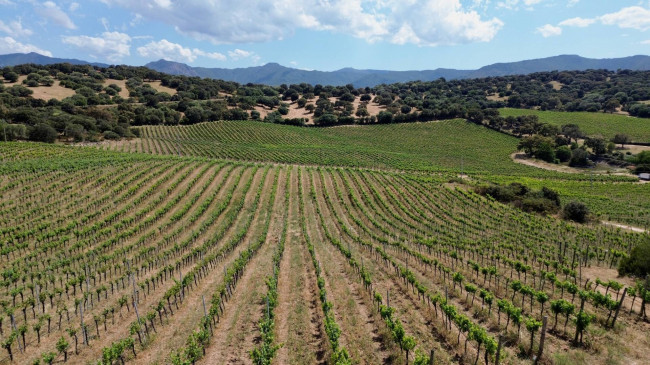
1,0,650,71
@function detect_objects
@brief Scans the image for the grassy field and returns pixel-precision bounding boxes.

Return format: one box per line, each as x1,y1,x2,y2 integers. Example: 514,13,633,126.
499,108,650,142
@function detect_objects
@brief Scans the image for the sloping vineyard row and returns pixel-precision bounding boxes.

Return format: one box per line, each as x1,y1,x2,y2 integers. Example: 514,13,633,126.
0,143,648,365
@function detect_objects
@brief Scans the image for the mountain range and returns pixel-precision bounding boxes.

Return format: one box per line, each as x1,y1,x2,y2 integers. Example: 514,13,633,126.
2,53,650,87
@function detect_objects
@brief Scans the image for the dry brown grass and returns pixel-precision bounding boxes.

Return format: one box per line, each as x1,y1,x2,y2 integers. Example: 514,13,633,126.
5,75,76,100
148,80,178,95
102,79,130,98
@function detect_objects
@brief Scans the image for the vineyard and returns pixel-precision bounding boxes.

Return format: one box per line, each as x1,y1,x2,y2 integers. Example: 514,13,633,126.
498,109,650,143
97,120,650,227
0,141,649,365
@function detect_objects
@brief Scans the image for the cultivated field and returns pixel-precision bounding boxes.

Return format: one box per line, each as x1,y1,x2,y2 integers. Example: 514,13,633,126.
1,135,649,365
499,109,650,143
96,120,650,227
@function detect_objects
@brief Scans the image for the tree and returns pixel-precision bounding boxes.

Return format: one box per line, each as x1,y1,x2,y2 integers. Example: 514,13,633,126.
585,136,607,155
619,241,650,278
604,98,621,113
517,135,555,162
377,111,393,124
563,201,589,223
561,124,584,143
184,107,205,124
278,105,289,115
611,134,631,149
30,123,58,143
569,148,589,167
4,71,19,83
556,146,572,162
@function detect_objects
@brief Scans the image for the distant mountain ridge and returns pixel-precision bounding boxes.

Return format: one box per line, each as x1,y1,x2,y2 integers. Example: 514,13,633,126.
145,55,650,87
2,52,650,87
0,52,108,68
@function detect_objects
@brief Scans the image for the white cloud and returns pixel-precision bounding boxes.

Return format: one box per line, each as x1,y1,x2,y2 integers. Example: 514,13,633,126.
642,40,650,45
497,0,543,10
100,17,109,31
559,17,595,28
194,49,227,61
599,6,650,31
0,0,15,4
137,39,226,63
130,14,143,27
36,1,77,30
227,49,252,60
69,2,79,12
100,0,503,46
0,36,52,56
0,20,33,38
567,0,579,6
62,31,131,62
536,24,562,37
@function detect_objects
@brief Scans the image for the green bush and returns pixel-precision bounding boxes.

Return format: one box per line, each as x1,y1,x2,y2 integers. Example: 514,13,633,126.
29,124,57,143
569,148,589,167
618,241,650,278
563,201,589,223
556,146,572,162
103,131,120,140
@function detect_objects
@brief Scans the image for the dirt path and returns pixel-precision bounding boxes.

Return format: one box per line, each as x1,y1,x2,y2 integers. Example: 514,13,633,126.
601,221,648,233
274,168,327,365
308,169,402,364
198,168,282,364
133,167,271,364
510,152,637,177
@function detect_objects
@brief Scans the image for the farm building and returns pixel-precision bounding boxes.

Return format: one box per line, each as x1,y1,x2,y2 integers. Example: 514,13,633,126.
640,173,650,181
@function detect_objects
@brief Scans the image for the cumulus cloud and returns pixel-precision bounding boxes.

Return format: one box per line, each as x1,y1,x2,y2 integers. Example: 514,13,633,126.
642,40,650,45
0,20,33,38
35,1,77,29
227,49,252,60
497,0,543,10
536,24,562,37
556,6,650,34
137,39,226,62
0,36,52,56
62,31,131,62
100,0,503,46
559,17,595,28
599,6,650,31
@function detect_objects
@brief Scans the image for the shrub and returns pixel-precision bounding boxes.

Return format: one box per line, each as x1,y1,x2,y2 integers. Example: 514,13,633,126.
556,146,572,162
29,124,57,143
103,131,120,140
569,148,589,167
563,201,589,223
618,241,650,278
